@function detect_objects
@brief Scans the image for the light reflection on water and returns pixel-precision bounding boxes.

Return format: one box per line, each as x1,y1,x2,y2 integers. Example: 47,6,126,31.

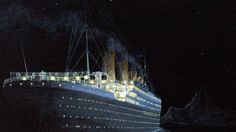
153,127,170,132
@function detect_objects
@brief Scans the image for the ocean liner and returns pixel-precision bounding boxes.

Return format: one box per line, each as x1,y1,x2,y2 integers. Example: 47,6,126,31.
2,0,161,131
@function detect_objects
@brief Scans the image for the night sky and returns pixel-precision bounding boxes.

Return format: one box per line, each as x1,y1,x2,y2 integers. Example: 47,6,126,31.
1,0,236,114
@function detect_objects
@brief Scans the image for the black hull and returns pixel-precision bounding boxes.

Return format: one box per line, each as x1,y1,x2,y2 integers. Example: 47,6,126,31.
3,81,161,132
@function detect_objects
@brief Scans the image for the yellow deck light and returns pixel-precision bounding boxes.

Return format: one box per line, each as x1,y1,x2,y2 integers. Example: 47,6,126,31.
22,76,27,81
75,76,80,81
64,76,69,81
84,75,89,80
50,76,55,81
89,80,95,84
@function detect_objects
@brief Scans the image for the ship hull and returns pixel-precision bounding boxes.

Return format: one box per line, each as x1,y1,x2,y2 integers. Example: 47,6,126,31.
3,81,161,132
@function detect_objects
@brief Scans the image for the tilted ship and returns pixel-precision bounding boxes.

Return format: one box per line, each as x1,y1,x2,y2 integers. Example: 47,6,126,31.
2,0,161,131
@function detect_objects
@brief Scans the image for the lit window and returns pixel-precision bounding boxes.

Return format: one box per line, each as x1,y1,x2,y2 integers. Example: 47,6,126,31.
89,80,95,84
64,76,69,81
75,76,80,81
84,75,89,80
102,80,107,84
50,76,55,81
22,76,27,81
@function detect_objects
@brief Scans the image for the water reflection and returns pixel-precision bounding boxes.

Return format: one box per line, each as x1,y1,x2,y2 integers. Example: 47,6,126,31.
153,127,170,132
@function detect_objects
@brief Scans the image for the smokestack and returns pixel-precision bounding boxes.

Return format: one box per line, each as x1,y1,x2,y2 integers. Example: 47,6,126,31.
120,61,129,82
129,71,137,81
103,51,116,81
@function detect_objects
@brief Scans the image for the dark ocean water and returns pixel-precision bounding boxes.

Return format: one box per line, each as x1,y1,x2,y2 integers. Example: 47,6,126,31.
161,126,236,132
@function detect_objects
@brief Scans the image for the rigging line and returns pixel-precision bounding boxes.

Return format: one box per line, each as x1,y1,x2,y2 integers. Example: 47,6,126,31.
96,4,126,54
69,24,79,56
68,9,80,56
84,11,109,72
88,13,107,53
66,25,77,71
101,8,119,40
66,9,81,71
87,28,104,58
21,44,28,73
94,0,128,54
86,4,107,53
99,35,108,52
100,1,129,75
99,4,116,36
91,7,107,57
68,26,85,66
97,6,115,37
66,26,76,71
68,14,81,58
95,12,123,74
70,52,86,71
67,26,86,68
95,10,115,52
69,11,80,48
103,0,130,47
91,54,101,71
107,2,130,45
89,52,102,70
68,26,75,57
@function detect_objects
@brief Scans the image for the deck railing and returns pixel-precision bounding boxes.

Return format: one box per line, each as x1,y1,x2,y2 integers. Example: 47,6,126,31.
3,71,161,107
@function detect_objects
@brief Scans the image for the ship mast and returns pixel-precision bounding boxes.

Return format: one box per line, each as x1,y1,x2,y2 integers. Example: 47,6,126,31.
21,44,28,73
84,0,90,75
